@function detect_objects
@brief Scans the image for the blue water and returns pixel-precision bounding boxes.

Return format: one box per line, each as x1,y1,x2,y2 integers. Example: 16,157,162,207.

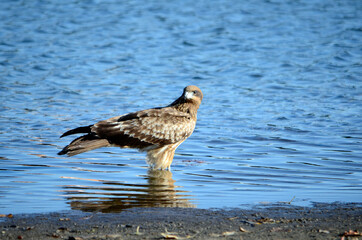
0,0,361,214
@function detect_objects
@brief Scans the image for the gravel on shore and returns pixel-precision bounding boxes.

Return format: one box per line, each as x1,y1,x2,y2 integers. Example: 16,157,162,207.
1,203,361,240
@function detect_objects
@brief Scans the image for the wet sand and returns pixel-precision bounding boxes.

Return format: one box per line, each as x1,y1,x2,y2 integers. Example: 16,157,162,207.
1,203,361,240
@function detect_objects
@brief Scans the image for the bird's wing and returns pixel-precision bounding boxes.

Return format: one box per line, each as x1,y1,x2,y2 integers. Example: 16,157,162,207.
91,108,196,146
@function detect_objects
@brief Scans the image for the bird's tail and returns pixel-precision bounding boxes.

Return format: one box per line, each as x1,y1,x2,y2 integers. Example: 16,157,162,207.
58,125,110,156
60,125,93,138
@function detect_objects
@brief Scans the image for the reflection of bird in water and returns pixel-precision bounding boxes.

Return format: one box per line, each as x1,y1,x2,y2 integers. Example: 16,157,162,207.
58,86,203,170
62,170,195,213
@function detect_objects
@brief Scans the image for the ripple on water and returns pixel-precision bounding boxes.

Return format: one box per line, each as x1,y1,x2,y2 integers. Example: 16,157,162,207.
0,0,361,213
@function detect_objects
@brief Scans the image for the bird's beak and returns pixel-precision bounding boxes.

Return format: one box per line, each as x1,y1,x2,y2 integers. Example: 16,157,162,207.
184,91,194,100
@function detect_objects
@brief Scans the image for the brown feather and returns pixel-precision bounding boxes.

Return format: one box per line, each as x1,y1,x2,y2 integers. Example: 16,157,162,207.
93,108,195,146
58,85,203,170
58,134,110,156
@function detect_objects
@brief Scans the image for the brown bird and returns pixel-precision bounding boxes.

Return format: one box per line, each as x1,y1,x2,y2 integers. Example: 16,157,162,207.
58,85,203,170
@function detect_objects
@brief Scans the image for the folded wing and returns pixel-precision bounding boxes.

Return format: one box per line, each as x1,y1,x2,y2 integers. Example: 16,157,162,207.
92,107,196,149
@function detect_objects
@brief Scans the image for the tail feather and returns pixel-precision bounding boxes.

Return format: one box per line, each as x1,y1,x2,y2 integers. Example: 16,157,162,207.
58,134,110,156
60,125,93,138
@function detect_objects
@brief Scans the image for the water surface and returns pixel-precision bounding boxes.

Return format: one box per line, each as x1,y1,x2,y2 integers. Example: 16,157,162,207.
0,0,361,214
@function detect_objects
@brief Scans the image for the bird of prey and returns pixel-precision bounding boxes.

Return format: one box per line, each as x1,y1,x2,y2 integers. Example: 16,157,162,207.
58,85,203,170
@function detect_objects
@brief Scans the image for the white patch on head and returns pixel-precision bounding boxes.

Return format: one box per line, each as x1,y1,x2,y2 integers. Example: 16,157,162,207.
184,91,194,99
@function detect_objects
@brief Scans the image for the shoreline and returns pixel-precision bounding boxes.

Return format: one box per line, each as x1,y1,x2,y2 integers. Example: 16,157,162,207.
1,202,361,239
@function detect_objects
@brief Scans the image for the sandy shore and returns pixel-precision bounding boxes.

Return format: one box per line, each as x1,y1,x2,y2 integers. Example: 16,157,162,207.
1,203,361,240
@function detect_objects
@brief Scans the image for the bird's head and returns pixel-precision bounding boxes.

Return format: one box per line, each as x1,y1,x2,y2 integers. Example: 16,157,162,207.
183,85,203,105
168,85,203,111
